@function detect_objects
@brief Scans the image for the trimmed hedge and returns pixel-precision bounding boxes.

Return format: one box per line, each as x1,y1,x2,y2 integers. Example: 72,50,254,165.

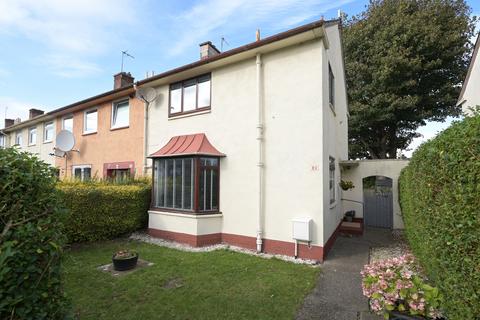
399,115,480,319
58,182,151,243
0,148,68,319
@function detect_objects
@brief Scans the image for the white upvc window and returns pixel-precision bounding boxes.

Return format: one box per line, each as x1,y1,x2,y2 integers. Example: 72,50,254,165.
44,122,54,142
72,165,92,181
83,109,97,134
63,116,73,132
111,100,129,129
29,127,37,145
329,157,336,204
15,131,23,146
0,134,5,148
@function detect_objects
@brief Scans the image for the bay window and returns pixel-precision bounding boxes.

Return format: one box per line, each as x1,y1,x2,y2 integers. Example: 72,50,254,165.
153,156,219,213
169,74,211,117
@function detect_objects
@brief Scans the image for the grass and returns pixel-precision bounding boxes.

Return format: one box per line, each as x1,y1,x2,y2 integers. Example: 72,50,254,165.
63,239,320,320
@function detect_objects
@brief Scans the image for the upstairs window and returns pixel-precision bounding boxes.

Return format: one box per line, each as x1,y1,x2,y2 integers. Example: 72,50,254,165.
153,156,219,213
329,157,336,204
169,74,211,117
83,109,97,134
112,100,129,129
328,63,335,109
63,116,73,132
44,122,54,142
29,127,37,145
15,131,22,146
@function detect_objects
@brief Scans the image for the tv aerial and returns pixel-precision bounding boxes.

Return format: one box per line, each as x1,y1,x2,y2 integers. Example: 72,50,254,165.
121,50,135,72
136,87,157,104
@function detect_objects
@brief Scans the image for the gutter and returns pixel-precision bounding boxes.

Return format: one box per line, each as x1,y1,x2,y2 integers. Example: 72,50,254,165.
256,53,264,253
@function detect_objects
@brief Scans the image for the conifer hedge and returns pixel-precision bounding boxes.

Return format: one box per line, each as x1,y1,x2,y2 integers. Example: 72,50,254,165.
58,181,150,243
399,115,480,319
0,148,68,319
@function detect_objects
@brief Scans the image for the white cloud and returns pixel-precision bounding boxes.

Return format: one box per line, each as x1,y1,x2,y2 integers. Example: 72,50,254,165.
0,0,138,77
403,117,456,158
168,0,355,55
0,96,42,126
44,54,102,78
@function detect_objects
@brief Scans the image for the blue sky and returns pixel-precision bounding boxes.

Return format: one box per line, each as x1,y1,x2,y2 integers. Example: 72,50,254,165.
1,0,479,156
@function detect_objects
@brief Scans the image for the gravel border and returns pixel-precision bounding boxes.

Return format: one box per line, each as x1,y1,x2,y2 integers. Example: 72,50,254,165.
369,230,410,263
130,232,319,266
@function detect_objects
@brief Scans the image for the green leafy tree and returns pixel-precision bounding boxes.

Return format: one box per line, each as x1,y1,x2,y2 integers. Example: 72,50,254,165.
344,0,476,159
0,148,68,319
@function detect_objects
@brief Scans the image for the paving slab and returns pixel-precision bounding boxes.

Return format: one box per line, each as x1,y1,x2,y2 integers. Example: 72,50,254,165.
296,228,395,320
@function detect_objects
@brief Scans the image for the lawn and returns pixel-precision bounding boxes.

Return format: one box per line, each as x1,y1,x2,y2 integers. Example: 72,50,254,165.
63,239,320,320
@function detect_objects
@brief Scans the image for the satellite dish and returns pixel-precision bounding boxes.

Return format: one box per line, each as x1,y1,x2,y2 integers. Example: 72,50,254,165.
136,87,157,103
56,130,75,152
54,149,66,158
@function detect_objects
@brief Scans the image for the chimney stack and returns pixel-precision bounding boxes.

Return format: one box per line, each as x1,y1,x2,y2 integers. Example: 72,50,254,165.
114,72,135,89
29,108,44,119
4,118,14,128
199,41,220,60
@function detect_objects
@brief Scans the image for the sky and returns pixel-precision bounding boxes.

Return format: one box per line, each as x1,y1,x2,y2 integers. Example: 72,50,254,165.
1,0,479,157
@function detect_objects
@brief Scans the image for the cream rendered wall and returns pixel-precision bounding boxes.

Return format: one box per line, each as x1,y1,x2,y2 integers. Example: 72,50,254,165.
461,44,480,116
341,159,409,229
148,38,328,247
6,122,56,167
322,24,349,245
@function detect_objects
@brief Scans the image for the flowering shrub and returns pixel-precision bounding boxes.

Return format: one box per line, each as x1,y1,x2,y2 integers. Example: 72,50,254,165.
361,254,443,319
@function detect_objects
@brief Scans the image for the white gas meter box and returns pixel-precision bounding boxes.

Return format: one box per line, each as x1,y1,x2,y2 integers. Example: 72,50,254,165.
292,217,312,242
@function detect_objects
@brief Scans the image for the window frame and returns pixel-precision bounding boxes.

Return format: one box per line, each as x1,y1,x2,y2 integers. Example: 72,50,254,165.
62,115,73,132
328,63,335,111
44,121,54,143
0,134,5,148
151,156,220,214
72,164,92,181
28,126,37,146
168,73,211,118
329,156,336,205
111,99,130,129
15,131,23,146
83,108,98,134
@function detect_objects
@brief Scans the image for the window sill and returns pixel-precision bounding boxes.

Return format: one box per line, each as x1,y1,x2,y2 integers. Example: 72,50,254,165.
148,208,222,219
82,131,97,136
28,144,36,147
329,103,336,116
329,201,337,209
44,140,53,144
169,108,211,120
110,125,129,131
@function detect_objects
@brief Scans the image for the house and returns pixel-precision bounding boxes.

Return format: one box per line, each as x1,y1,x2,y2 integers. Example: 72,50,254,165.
458,33,480,116
1,72,145,180
1,109,56,167
137,19,348,262
52,72,144,180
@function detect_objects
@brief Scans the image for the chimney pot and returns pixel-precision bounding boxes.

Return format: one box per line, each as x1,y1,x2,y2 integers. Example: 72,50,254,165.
29,108,44,119
199,41,220,60
114,72,135,89
4,118,14,128
256,29,261,41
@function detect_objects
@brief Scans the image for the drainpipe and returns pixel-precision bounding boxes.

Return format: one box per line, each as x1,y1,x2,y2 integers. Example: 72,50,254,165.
256,53,264,253
143,100,149,176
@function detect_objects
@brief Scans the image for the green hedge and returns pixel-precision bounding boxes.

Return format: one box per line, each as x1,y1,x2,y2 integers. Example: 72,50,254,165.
0,148,68,319
399,115,480,319
59,182,151,243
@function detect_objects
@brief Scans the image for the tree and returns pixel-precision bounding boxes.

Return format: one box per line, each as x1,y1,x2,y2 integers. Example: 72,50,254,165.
344,0,476,159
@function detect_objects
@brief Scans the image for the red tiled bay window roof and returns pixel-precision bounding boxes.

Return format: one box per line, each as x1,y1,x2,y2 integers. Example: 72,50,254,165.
149,133,225,158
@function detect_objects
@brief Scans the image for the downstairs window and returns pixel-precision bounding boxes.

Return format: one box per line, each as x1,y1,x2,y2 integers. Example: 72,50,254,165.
153,156,219,213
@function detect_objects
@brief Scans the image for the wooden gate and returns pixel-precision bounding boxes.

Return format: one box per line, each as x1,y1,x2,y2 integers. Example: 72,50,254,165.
363,176,393,229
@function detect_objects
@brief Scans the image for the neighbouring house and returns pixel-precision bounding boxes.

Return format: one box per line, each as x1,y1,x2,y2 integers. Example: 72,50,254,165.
1,109,56,167
53,72,144,180
137,19,349,262
457,33,480,116
1,72,145,180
